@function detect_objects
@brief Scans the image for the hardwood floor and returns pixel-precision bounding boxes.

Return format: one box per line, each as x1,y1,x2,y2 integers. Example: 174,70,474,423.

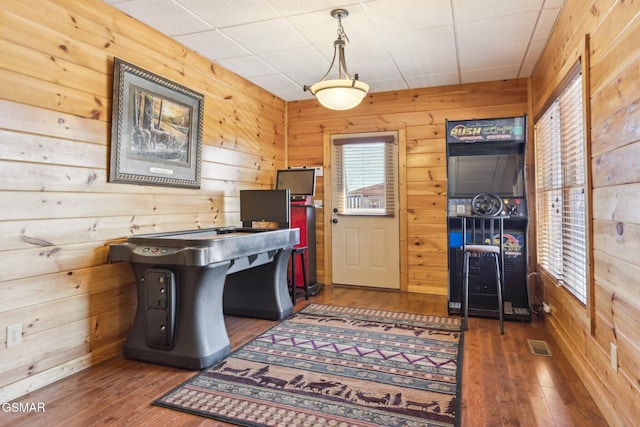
3,286,607,426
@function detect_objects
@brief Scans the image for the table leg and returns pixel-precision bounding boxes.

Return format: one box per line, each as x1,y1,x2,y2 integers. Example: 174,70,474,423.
223,247,294,320
124,260,232,369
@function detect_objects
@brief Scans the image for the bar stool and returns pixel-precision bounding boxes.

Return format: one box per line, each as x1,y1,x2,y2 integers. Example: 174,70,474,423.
462,216,505,334
289,246,309,304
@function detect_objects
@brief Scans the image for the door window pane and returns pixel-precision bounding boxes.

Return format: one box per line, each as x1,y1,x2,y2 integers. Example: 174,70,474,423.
334,138,395,216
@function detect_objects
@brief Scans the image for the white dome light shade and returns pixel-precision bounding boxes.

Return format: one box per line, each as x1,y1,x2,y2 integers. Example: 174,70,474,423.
309,79,369,111
303,9,369,111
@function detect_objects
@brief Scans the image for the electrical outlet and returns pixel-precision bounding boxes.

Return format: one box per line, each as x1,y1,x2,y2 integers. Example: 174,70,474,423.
7,323,22,348
610,343,618,371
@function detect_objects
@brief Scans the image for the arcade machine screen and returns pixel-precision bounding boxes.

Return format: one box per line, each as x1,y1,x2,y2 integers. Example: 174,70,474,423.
447,149,525,199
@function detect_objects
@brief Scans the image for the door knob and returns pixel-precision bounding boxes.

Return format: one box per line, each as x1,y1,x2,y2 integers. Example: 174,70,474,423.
332,218,339,224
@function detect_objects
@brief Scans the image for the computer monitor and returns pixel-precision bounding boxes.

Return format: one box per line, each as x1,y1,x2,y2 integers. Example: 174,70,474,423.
276,168,316,199
240,189,290,228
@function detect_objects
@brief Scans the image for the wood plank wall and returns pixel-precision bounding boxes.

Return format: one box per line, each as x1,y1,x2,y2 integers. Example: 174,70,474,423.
0,0,286,400
531,0,640,425
287,80,529,295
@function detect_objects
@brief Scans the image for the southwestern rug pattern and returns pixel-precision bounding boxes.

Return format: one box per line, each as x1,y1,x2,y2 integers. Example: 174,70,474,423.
154,304,463,427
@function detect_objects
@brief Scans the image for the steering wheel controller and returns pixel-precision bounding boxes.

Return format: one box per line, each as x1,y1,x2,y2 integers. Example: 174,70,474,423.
471,193,504,216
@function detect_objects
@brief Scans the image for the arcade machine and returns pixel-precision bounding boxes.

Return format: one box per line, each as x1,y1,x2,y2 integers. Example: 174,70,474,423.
276,168,323,296
446,116,531,322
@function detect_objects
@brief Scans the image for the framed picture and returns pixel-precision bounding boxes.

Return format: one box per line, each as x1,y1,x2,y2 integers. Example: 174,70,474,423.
109,58,204,188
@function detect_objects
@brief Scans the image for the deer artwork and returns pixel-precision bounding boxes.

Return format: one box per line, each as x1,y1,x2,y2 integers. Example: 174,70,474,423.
148,125,174,149
131,125,151,150
258,375,288,389
303,380,342,394
405,399,440,412
220,366,251,377
355,391,392,406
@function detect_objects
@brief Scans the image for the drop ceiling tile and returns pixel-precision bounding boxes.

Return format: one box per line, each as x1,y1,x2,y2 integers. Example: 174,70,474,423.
366,77,410,93
287,5,376,48
385,26,457,75
268,0,363,17
519,62,537,77
116,0,211,36
461,65,520,84
544,0,566,9
176,30,250,60
284,69,317,87
221,18,309,54
523,39,547,63
353,59,402,81
216,55,279,78
456,13,538,50
249,74,302,100
344,37,393,65
260,46,331,74
532,8,561,40
395,52,459,77
405,72,460,88
176,0,280,29
390,26,457,56
363,0,453,34
459,43,527,69
453,0,543,23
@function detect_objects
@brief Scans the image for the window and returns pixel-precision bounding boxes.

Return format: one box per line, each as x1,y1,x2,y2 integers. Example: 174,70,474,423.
333,133,397,216
534,69,588,304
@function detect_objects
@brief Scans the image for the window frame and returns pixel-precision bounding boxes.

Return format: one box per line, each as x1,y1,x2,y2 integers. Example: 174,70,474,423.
332,133,397,217
533,59,592,308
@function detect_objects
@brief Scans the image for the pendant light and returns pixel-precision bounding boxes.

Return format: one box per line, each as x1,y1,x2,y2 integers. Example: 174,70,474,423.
303,9,369,111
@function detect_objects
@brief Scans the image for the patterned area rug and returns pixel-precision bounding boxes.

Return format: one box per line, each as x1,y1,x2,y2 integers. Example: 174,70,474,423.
154,304,463,427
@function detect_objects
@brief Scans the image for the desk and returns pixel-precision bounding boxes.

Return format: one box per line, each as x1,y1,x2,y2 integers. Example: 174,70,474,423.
109,227,299,369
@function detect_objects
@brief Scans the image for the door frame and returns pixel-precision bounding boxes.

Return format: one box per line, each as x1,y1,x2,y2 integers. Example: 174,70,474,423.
322,124,408,291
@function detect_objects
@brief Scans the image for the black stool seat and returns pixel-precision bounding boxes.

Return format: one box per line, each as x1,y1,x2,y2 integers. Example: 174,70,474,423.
461,216,506,335
290,246,309,304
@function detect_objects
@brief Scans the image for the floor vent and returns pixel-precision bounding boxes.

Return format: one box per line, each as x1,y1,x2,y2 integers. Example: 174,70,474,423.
528,339,553,357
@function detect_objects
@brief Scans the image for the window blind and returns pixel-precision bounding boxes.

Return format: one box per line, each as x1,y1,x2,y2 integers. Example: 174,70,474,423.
333,134,396,216
534,71,587,304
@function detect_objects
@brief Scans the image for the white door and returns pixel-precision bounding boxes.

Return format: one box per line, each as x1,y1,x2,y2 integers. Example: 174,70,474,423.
330,132,400,289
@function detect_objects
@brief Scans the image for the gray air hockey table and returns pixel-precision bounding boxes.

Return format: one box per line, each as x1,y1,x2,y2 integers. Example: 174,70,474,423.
109,226,299,369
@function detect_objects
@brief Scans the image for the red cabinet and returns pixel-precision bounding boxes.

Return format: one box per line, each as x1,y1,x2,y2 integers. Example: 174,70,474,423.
290,200,322,295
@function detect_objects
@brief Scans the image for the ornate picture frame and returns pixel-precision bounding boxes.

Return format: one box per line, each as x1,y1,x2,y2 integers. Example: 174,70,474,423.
109,58,203,188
